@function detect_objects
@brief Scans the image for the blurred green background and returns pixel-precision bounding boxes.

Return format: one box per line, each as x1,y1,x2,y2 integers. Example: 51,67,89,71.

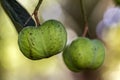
0,0,120,80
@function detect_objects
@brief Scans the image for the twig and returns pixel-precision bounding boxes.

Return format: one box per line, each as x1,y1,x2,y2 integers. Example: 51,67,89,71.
33,11,40,26
80,0,89,37
24,0,43,26
82,23,88,37
33,0,43,26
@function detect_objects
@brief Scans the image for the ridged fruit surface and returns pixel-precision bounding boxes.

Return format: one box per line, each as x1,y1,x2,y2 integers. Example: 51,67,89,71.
18,20,67,60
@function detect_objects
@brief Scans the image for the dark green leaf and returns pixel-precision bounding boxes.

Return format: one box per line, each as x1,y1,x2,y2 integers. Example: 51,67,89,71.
1,0,36,32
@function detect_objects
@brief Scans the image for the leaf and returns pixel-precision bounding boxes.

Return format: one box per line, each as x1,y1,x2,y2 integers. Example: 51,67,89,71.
1,0,36,32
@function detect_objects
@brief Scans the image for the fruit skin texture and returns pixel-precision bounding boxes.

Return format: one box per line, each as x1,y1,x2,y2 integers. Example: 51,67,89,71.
18,20,67,60
63,37,105,72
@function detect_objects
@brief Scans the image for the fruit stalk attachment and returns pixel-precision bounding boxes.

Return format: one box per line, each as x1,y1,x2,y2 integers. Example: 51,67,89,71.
24,0,43,26
80,0,89,37
33,0,43,26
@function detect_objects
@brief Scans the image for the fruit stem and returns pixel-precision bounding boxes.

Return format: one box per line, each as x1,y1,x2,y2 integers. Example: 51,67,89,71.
82,23,88,37
33,0,43,26
80,0,89,37
24,0,43,26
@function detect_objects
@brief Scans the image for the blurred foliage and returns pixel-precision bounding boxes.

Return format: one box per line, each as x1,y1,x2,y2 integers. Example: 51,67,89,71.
114,0,120,5
88,0,115,38
58,0,100,31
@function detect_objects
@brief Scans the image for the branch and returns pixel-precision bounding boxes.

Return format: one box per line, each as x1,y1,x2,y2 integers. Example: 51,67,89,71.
33,0,43,26
82,23,88,37
24,0,43,26
80,0,89,37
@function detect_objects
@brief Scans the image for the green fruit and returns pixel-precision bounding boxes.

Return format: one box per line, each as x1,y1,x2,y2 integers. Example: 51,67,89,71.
69,38,94,70
18,20,67,60
63,37,105,72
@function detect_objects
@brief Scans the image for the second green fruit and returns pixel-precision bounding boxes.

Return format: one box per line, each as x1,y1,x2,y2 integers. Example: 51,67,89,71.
63,37,105,72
